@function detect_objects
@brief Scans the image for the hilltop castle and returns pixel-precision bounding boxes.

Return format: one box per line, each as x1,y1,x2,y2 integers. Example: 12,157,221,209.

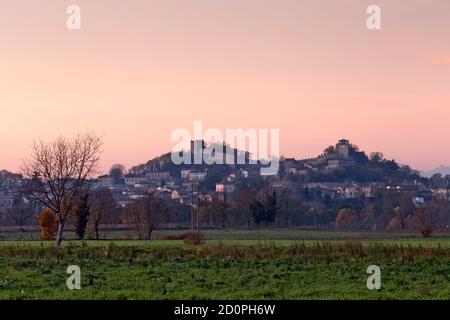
283,139,358,174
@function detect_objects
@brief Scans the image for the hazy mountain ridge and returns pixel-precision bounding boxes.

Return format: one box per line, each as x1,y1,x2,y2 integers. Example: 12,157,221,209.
421,165,450,178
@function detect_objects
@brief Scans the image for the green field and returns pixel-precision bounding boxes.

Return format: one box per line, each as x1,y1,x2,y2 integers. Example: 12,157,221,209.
3,228,450,242
0,229,449,300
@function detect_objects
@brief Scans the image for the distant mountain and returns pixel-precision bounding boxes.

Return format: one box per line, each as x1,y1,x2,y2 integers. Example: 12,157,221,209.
421,165,450,178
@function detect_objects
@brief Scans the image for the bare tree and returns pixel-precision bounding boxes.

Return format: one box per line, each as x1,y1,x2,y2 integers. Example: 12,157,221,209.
21,132,103,247
232,188,257,228
89,188,116,240
7,204,35,230
124,192,168,240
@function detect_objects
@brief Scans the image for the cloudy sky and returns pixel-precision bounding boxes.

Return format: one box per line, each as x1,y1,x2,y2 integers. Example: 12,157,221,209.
1,0,449,172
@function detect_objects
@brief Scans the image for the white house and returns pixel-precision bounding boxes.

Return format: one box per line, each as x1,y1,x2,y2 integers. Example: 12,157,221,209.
124,174,147,186
146,171,170,181
188,171,207,182
181,170,191,179
344,186,360,199
97,175,114,188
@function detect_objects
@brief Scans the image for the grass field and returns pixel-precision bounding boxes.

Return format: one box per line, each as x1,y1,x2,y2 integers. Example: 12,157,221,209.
3,228,450,242
0,229,449,300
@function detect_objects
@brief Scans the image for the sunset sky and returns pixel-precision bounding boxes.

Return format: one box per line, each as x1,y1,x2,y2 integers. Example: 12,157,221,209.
1,0,449,173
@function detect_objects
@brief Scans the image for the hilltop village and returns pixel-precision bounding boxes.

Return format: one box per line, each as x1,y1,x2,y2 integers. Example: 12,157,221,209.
1,139,449,232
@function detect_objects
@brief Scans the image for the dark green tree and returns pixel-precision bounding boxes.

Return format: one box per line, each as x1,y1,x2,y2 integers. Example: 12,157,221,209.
264,190,279,226
250,199,266,226
74,193,90,240
109,163,126,184
250,190,279,227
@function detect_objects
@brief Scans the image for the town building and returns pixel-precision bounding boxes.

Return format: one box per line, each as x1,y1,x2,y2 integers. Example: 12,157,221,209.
188,171,207,182
216,182,235,193
124,174,147,186
146,171,170,181
97,175,114,188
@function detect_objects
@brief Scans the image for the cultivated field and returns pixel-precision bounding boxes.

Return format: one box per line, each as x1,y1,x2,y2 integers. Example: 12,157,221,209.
0,229,449,300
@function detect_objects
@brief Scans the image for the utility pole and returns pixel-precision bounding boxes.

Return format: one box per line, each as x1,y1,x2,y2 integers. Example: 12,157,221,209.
223,190,228,229
311,201,316,227
190,183,194,230
425,192,428,227
197,185,200,237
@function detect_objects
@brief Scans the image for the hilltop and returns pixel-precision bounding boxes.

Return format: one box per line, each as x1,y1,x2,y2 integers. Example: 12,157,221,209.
126,139,423,184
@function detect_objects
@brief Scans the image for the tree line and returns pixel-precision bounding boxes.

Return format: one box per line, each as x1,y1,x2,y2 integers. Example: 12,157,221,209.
2,133,449,247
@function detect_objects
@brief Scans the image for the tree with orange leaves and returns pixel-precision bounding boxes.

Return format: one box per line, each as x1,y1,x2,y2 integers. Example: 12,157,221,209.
38,209,59,240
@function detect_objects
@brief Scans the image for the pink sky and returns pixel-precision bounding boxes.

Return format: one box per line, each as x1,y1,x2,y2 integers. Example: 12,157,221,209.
1,0,450,173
